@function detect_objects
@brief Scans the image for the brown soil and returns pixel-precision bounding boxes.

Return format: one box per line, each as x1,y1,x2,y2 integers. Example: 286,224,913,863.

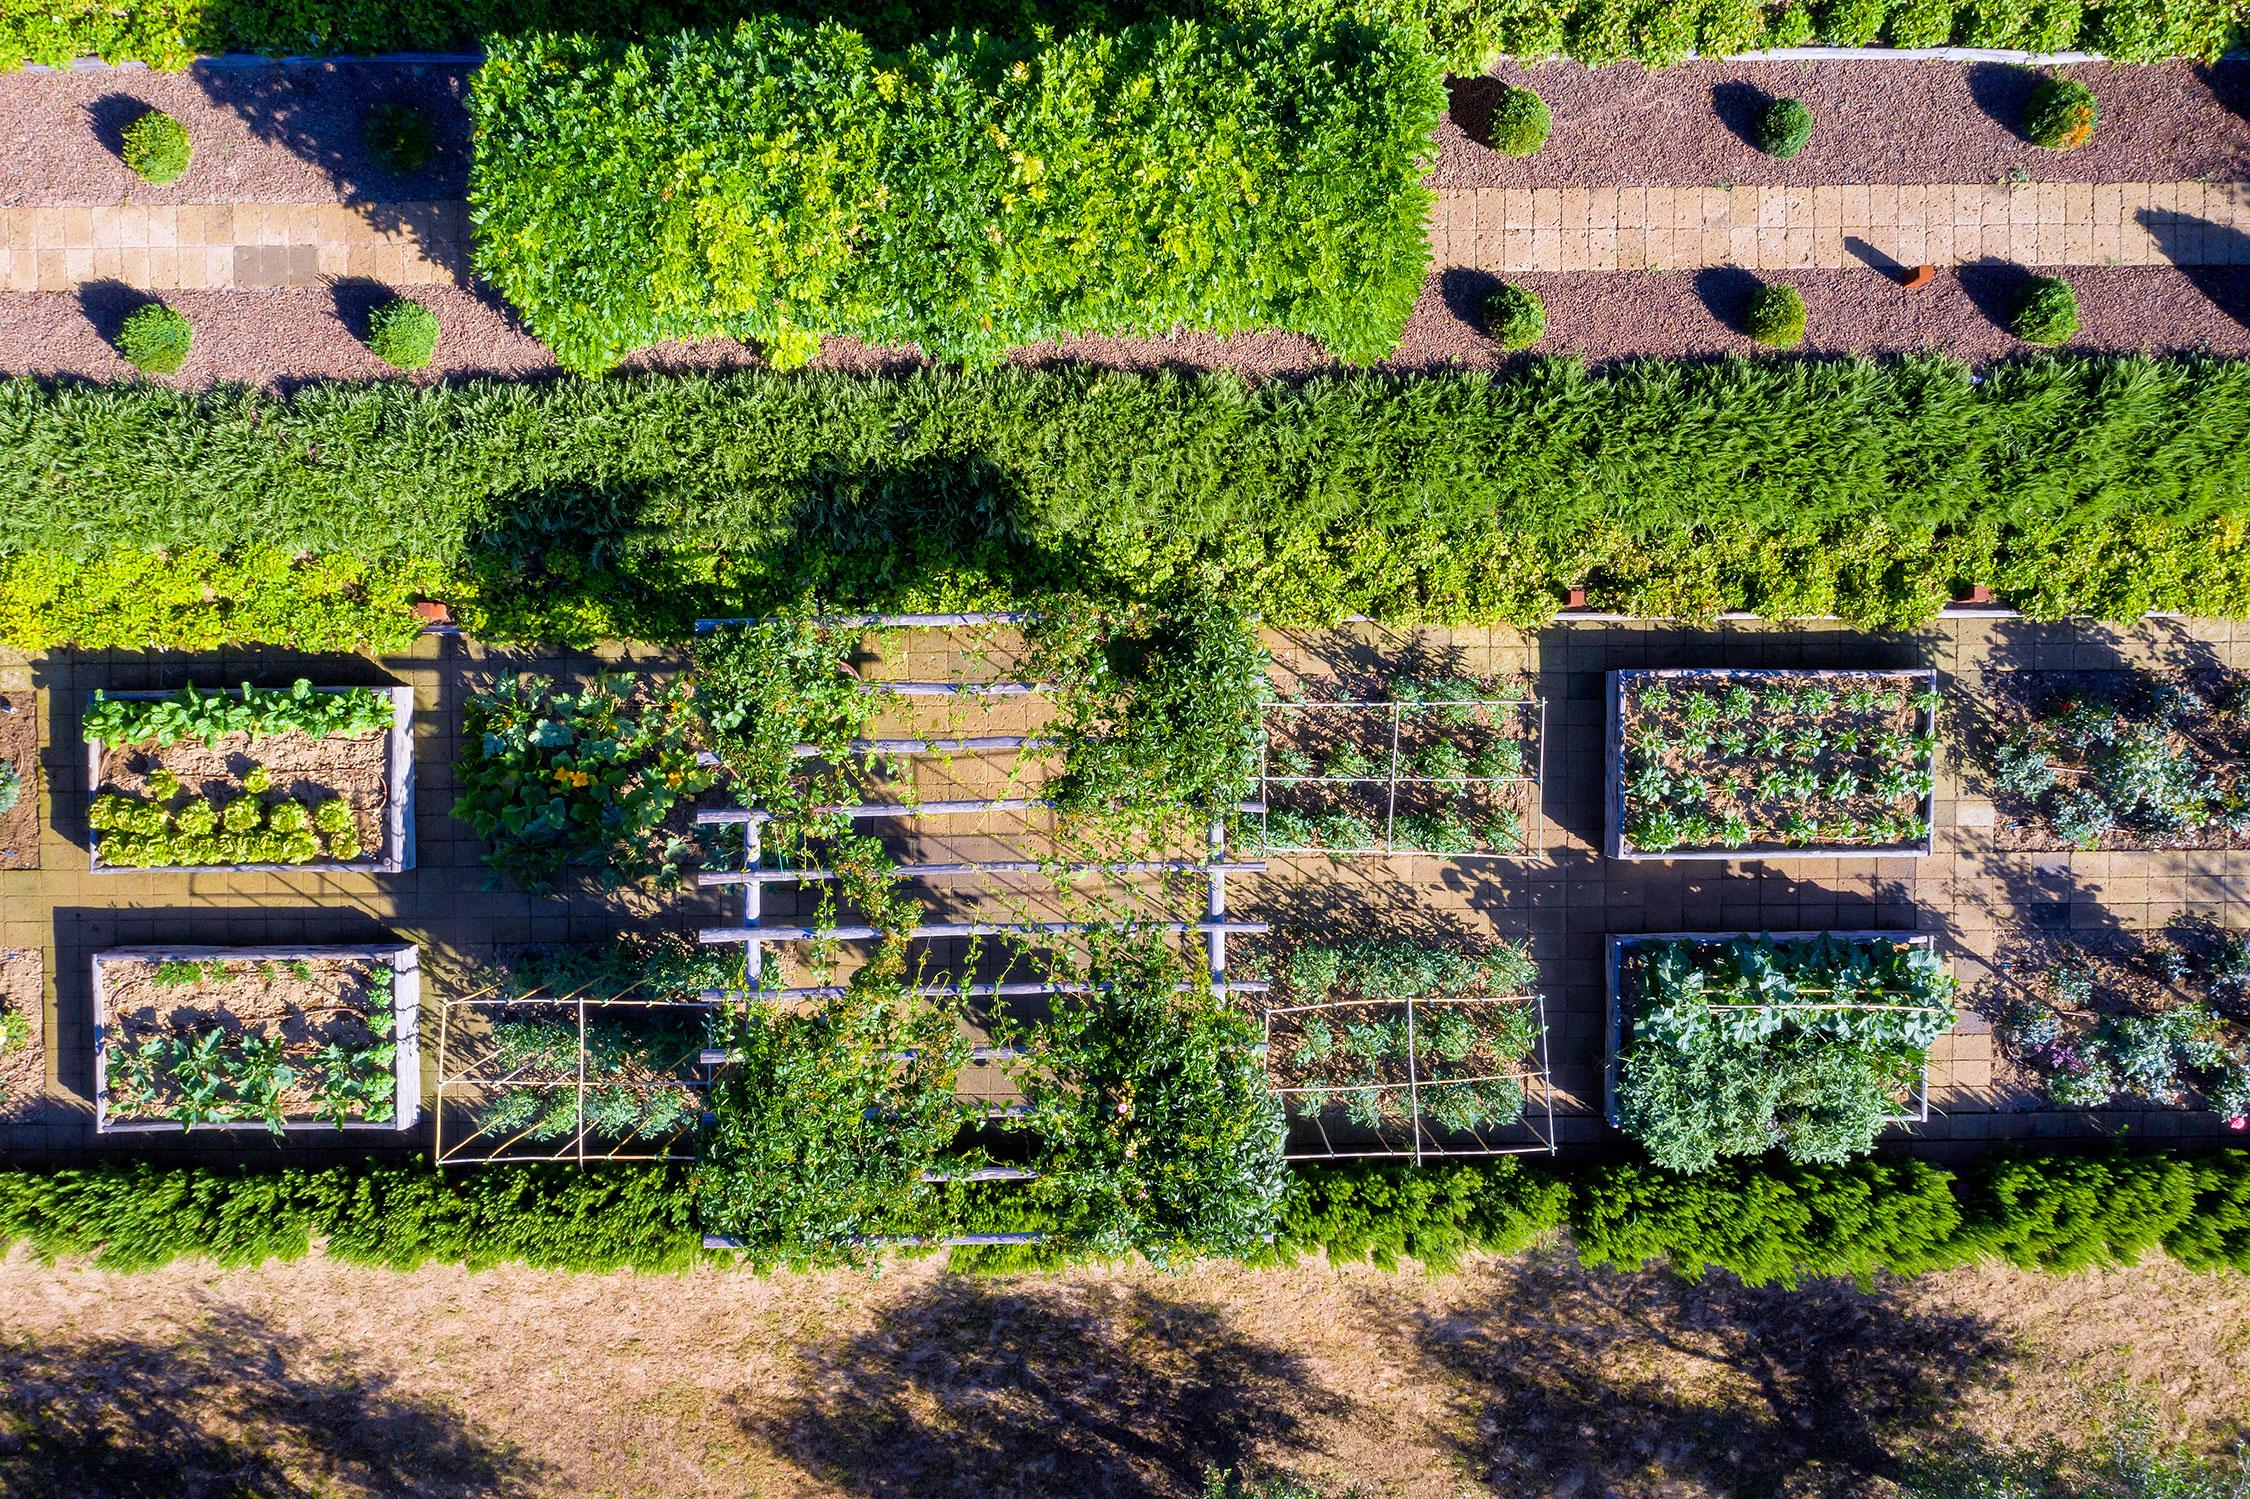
0,1243,2245,1498
1438,60,2250,188
97,954,390,1124
0,948,44,1123
97,724,389,863
0,59,471,208
0,693,35,869
1618,670,1932,854
1979,670,2250,852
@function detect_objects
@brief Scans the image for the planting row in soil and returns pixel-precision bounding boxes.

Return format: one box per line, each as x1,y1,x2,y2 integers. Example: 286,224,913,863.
1980,668,2250,852
0,690,34,870
92,944,420,1134
84,681,415,873
1608,668,1939,859
0,948,43,1124
1261,676,1542,858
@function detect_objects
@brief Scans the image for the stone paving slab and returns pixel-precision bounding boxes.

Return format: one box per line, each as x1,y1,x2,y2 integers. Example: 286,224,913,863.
1428,180,2250,273
0,200,467,290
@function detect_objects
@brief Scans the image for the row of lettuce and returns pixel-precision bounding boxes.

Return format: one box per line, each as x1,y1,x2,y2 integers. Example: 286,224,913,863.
5,356,2248,650
3,1149,2246,1281
6,0,2239,74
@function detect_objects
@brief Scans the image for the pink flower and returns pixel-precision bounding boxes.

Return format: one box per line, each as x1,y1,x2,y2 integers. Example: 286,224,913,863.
2230,1116,2247,1131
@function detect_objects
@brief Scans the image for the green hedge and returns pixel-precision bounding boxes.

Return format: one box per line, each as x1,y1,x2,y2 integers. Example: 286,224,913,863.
5,357,2250,649
6,1149,2247,1281
467,19,1440,373
3,0,2239,73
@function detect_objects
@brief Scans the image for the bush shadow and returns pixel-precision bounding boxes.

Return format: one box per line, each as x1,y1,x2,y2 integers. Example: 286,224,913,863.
2139,209,2250,327
327,275,393,344
737,1275,1348,1497
1965,62,2041,140
1958,259,2037,335
1395,1246,2017,1496
1711,81,1771,150
74,280,160,347
1694,265,1761,336
1446,75,1505,148
1438,265,1507,335
83,94,152,164
0,1302,540,1497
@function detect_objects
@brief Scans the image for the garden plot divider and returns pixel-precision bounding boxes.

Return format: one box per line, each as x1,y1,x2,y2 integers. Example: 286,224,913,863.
92,943,421,1135
85,684,416,873
1260,693,1545,859
1602,931,1943,1130
1606,668,1938,861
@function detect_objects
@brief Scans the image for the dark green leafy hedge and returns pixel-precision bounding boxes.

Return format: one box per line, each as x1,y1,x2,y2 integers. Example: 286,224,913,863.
5,0,2239,73
468,18,1441,373
6,357,2250,649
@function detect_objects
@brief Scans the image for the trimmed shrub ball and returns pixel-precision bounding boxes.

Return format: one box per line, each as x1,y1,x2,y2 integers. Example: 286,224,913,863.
1483,284,1546,350
1745,284,1807,348
367,297,440,369
1756,97,1813,158
2025,75,2097,150
363,103,435,176
120,110,190,184
2013,276,2079,344
116,303,192,374
1489,85,1551,156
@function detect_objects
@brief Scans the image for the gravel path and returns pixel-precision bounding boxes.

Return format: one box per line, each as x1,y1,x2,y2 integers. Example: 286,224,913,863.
1439,60,2250,188
0,59,470,208
7,267,2244,385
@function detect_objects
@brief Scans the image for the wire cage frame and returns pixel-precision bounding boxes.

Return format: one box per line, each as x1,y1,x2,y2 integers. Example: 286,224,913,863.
1262,988,1559,1162
1257,694,1547,860
1602,930,1950,1134
434,988,716,1166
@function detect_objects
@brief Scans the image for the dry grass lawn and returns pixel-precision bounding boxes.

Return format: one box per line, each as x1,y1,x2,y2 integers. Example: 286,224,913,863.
0,1242,2246,1498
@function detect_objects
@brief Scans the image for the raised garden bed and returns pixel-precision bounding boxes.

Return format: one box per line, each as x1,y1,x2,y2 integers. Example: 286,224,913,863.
1260,675,1542,858
436,1000,713,1163
85,681,414,873
0,948,43,1124
92,944,420,1134
1979,669,2250,852
0,691,35,870
1607,668,1938,859
1605,931,1956,1173
1254,937,1552,1160
1977,926,2250,1123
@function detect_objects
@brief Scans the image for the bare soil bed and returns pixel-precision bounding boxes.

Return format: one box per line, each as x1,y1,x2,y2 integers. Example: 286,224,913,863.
0,948,44,1123
1439,59,2250,188
0,1243,2244,1498
0,59,470,208
96,952,399,1129
0,695,35,869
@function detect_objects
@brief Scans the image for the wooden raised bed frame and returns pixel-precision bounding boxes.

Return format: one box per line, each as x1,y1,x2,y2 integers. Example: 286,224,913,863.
84,684,416,874
1604,668,1938,861
91,943,422,1135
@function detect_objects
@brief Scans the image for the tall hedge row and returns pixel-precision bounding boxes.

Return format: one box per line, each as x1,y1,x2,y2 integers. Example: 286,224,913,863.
3,0,2240,73
3,1150,2246,1279
4,357,2249,649
466,19,1441,373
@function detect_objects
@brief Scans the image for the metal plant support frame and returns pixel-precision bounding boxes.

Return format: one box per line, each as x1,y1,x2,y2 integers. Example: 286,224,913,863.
689,611,1274,1250
1262,989,1559,1162
1259,695,1546,859
433,983,715,1166
1602,930,1948,1133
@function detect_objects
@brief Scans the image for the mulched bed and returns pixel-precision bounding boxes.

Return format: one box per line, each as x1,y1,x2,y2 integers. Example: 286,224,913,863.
0,948,44,1124
0,696,35,870
0,59,469,208
10,263,2249,385
1439,60,2250,188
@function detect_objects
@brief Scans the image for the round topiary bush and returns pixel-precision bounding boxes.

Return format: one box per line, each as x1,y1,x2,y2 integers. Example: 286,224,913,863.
2012,275,2079,344
2025,75,2097,150
1483,283,1546,350
120,110,190,184
1489,85,1551,157
367,297,440,369
1744,283,1806,348
115,303,191,374
1756,97,1813,158
363,103,435,176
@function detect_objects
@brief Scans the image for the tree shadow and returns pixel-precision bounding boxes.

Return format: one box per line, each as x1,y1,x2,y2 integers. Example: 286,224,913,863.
1711,81,1772,151
0,1301,540,1497
2138,209,2250,327
1964,63,2043,141
739,1275,1349,1498
2201,59,2250,125
1958,260,2036,335
75,279,159,347
1398,1246,2016,1497
1694,266,1761,336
